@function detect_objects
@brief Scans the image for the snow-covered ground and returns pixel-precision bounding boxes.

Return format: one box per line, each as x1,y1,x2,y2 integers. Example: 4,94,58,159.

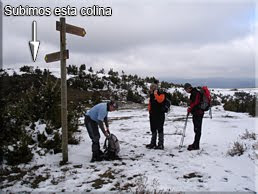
211,88,258,96
2,105,257,192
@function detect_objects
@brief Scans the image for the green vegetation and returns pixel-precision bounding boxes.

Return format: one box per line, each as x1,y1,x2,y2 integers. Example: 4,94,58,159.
0,65,255,165
223,92,255,117
0,67,80,165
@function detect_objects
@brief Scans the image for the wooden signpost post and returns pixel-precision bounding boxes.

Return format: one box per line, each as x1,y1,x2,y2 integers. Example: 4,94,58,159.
45,17,86,164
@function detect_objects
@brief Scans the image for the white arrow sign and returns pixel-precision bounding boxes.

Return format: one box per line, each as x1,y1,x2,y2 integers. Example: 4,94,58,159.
29,21,40,62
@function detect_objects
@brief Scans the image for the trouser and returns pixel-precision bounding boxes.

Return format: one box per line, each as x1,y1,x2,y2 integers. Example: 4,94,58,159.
149,113,165,146
192,114,204,148
85,115,100,154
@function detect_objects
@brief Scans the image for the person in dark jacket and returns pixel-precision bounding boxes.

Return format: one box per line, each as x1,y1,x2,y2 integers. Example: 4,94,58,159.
184,83,204,151
84,101,118,162
146,83,166,150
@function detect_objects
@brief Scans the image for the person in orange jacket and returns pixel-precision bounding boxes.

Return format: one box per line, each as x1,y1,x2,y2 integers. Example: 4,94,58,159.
146,83,166,150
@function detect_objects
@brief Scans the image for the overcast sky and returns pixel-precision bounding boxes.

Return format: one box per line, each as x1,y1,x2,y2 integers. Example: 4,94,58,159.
2,0,256,86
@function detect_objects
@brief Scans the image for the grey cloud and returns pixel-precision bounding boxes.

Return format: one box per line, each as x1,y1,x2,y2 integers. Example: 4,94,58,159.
3,0,254,53
2,0,255,83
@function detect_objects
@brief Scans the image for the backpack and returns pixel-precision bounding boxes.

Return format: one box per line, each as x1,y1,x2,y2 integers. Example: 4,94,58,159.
162,92,171,113
103,133,120,160
198,86,211,111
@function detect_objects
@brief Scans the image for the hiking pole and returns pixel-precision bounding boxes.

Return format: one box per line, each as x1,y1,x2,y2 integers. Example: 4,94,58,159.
165,110,170,120
179,112,189,150
209,107,212,119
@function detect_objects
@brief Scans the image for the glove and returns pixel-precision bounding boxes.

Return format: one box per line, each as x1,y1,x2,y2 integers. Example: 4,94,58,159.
106,128,110,136
104,131,109,137
187,107,191,113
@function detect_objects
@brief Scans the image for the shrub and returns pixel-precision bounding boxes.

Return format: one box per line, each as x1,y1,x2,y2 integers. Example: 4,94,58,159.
108,68,119,77
20,65,33,73
109,75,120,85
133,175,169,194
241,129,256,140
0,72,79,165
67,65,78,75
79,64,86,71
97,68,105,74
127,90,144,103
160,81,171,89
88,67,93,73
134,176,148,194
145,76,158,84
92,80,105,89
227,141,246,156
91,91,102,105
35,68,43,75
5,133,33,165
211,94,221,106
170,90,188,106
223,92,255,117
39,132,62,154
121,83,129,90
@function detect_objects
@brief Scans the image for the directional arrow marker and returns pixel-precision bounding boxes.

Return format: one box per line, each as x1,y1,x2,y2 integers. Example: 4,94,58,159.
29,21,40,62
45,50,69,63
56,21,86,37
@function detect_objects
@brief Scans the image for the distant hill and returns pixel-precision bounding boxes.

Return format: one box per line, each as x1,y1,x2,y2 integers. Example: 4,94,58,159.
164,77,256,88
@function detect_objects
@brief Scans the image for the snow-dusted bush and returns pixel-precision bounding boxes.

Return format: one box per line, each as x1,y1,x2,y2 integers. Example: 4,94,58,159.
0,72,79,165
109,75,121,85
170,90,188,106
5,139,33,165
67,65,78,75
20,65,33,73
241,129,256,140
133,175,170,194
127,90,144,103
79,64,86,71
92,80,105,89
145,76,159,84
108,68,119,77
211,93,221,106
227,141,247,157
223,92,255,117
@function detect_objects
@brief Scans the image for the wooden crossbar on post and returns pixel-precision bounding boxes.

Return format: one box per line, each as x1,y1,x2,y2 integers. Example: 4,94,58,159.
45,50,69,63
56,21,86,37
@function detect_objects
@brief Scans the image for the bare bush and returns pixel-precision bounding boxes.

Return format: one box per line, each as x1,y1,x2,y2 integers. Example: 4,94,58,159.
133,175,171,194
241,129,256,140
227,141,247,156
134,176,148,194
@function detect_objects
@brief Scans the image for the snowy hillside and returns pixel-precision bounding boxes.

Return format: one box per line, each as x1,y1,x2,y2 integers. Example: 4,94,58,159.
211,88,258,96
1,66,257,192
1,104,257,192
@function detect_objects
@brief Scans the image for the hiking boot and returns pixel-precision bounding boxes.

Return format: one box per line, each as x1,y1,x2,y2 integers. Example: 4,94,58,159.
146,144,156,149
90,152,103,162
187,144,200,151
98,150,104,157
154,145,164,150
90,155,103,162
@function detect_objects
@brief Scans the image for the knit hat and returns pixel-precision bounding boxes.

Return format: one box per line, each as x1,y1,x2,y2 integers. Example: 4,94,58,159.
184,83,192,90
